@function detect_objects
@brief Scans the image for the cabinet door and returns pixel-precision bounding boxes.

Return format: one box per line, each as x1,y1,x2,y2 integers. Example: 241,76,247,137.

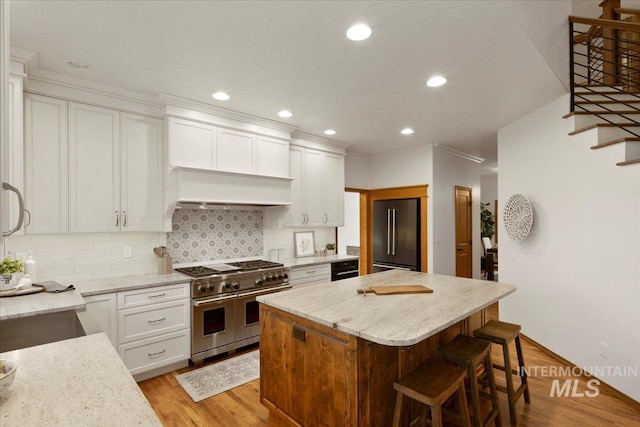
256,136,289,177
120,113,164,231
303,149,325,226
69,102,120,232
24,94,69,234
168,117,216,169
217,128,255,174
323,153,345,226
283,146,305,227
4,76,24,236
84,293,118,347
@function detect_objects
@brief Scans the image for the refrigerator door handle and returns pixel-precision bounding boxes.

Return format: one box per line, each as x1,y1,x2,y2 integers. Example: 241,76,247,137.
392,208,397,255
387,209,391,255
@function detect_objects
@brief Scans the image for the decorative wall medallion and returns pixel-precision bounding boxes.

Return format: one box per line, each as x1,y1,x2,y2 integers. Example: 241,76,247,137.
503,194,533,241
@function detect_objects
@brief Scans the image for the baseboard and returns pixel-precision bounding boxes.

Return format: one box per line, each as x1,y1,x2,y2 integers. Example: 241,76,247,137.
520,334,640,411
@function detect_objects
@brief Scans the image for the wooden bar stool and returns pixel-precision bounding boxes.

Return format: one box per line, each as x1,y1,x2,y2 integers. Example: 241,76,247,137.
473,320,531,426
437,335,502,427
392,358,471,427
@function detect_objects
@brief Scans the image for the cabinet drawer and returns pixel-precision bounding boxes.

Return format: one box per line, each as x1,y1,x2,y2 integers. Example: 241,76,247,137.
118,329,189,375
118,283,189,309
118,299,189,344
290,264,331,285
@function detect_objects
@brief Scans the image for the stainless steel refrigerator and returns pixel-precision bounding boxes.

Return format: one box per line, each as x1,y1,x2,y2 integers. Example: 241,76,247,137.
372,198,420,272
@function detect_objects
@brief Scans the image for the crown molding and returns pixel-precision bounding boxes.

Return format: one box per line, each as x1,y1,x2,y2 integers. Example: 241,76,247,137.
434,143,485,164
291,130,350,152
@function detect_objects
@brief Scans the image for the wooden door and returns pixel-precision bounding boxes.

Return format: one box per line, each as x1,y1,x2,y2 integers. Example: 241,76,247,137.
455,186,472,278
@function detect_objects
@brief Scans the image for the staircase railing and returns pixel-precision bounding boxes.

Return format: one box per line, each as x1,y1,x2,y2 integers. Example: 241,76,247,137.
569,13,640,138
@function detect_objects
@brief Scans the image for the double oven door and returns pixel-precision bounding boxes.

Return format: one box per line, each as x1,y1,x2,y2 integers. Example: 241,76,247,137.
191,284,292,360
235,284,292,342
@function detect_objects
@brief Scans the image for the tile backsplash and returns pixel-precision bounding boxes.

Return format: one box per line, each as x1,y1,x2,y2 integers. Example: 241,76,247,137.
168,209,263,263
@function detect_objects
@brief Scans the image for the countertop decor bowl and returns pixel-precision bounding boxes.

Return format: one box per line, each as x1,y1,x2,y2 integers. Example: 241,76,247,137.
0,359,17,395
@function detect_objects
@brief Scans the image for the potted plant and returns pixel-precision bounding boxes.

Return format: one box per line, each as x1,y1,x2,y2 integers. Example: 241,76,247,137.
325,243,336,255
0,257,24,289
480,202,495,240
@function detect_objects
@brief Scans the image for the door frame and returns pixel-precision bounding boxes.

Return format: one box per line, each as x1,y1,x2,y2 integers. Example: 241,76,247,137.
454,185,473,278
354,185,428,275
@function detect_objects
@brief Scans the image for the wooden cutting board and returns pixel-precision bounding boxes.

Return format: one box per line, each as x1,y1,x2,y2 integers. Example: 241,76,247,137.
357,285,433,295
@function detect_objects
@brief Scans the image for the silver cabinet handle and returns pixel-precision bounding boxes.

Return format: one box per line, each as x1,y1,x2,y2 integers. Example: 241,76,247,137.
306,270,316,274
392,208,397,255
147,349,166,357
148,293,166,299
301,213,306,224
2,182,24,236
23,209,32,228
115,210,119,227
123,210,127,227
323,213,328,224
387,209,391,255
147,317,166,324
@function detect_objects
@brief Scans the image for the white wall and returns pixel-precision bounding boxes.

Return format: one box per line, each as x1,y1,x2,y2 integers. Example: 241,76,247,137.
432,147,482,278
337,191,360,255
498,94,640,401
344,150,372,189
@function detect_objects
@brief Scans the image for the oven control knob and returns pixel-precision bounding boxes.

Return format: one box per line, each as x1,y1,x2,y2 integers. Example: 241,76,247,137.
198,285,207,293
255,279,263,286
222,281,230,289
232,282,240,290
283,273,289,279
207,284,216,291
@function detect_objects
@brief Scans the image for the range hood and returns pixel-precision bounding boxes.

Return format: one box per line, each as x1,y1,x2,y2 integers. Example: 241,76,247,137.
166,167,293,213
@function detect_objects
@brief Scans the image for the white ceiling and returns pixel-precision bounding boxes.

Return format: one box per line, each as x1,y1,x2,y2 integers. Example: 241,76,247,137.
10,1,572,173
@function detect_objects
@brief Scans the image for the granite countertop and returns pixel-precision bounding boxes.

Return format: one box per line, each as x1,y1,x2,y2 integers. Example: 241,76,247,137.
281,254,359,268
0,289,85,321
72,272,191,296
257,270,516,346
0,333,162,426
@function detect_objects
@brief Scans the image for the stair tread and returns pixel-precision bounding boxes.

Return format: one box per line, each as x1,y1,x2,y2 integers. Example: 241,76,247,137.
575,91,640,96
564,111,640,118
568,122,640,135
575,100,640,104
591,137,640,149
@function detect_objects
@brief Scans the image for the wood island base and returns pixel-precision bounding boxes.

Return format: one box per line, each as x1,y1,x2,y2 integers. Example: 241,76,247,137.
259,304,485,427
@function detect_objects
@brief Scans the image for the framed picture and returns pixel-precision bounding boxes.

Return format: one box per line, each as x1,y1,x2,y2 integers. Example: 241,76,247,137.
294,231,315,257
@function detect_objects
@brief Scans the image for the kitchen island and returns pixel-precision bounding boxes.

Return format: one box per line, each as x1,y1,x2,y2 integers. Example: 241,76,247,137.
257,270,516,426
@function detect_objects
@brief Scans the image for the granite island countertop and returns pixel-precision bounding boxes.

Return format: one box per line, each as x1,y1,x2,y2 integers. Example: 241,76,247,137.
0,288,86,321
0,333,162,426
257,270,516,346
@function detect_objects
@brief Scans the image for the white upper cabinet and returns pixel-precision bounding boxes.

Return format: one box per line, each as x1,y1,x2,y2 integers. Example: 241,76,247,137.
167,117,216,169
24,94,69,234
69,102,121,233
256,136,289,177
217,128,254,174
284,143,345,227
4,76,25,236
120,113,164,231
167,117,290,178
25,96,164,234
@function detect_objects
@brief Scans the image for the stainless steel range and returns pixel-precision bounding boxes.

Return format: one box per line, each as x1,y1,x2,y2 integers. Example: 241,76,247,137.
175,260,291,364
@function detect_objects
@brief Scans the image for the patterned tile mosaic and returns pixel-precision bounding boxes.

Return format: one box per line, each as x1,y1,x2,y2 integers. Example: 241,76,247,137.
168,210,263,263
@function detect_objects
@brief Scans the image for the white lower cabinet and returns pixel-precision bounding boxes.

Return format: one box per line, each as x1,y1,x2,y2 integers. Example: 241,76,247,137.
84,293,118,347
289,263,331,287
84,282,190,378
118,330,190,377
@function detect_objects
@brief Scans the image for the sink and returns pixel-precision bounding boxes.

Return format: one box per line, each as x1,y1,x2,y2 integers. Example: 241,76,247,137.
0,310,87,352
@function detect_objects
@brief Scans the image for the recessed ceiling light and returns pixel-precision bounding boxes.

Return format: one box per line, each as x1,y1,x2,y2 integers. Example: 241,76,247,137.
426,76,447,87
401,128,414,135
278,110,293,118
346,23,372,41
324,129,337,136
66,59,92,70
212,91,230,101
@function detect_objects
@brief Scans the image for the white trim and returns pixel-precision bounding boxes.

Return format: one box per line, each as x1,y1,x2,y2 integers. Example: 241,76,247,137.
291,130,349,151
434,143,485,163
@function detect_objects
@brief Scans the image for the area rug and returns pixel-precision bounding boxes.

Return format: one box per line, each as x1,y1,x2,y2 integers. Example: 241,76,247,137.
176,350,260,402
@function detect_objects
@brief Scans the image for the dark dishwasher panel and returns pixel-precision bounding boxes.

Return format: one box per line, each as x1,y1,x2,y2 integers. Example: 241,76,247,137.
331,259,359,281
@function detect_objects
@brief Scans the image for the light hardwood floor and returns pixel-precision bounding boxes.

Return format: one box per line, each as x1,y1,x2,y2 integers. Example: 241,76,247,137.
138,304,640,426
